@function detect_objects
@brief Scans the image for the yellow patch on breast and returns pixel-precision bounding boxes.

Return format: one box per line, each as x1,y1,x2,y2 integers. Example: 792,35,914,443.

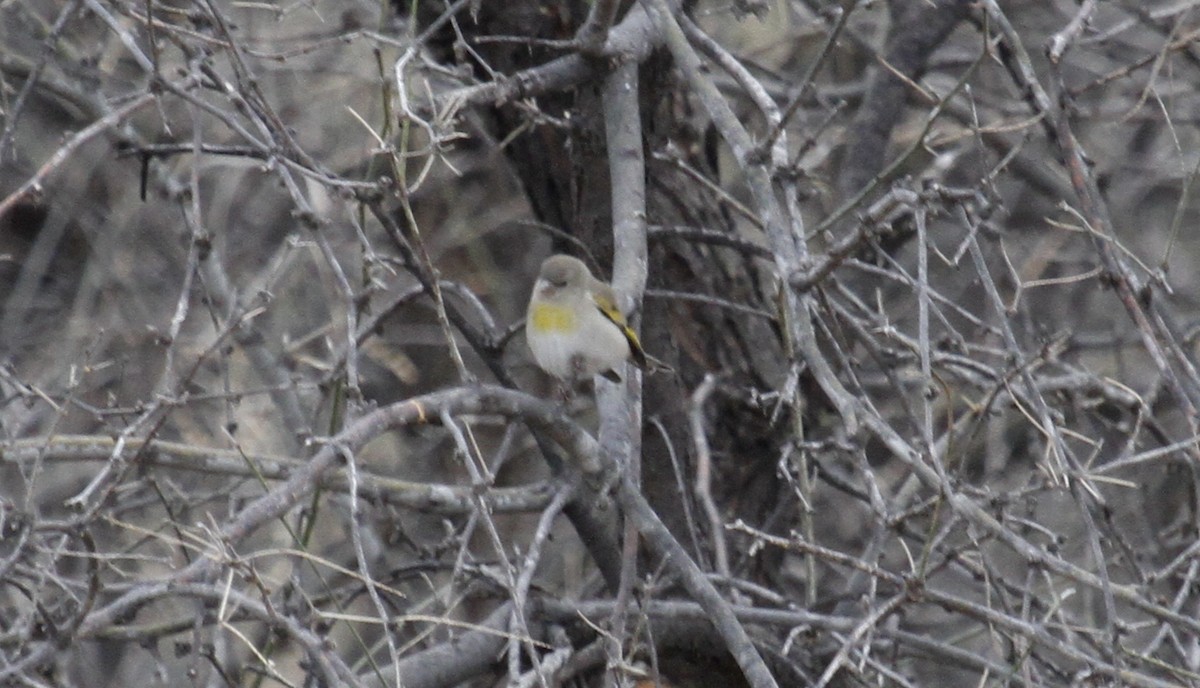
529,303,575,333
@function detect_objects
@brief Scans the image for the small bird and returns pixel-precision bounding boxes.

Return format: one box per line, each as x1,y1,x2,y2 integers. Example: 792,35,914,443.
526,254,648,383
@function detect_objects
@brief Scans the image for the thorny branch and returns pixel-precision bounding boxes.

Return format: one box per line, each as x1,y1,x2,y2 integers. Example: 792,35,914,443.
4,0,1200,686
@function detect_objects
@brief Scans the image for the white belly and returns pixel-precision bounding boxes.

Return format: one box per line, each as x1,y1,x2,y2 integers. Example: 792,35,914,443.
528,309,630,380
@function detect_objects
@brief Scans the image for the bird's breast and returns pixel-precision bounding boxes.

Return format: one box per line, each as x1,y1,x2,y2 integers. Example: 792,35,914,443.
529,302,575,333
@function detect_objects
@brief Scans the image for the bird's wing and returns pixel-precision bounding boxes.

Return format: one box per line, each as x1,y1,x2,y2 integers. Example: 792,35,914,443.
590,284,648,370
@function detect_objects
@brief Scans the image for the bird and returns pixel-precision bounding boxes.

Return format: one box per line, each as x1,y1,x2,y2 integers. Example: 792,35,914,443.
525,254,648,383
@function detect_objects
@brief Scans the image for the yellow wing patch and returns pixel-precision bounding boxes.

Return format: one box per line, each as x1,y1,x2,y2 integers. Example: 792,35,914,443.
529,302,576,333
592,291,648,370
